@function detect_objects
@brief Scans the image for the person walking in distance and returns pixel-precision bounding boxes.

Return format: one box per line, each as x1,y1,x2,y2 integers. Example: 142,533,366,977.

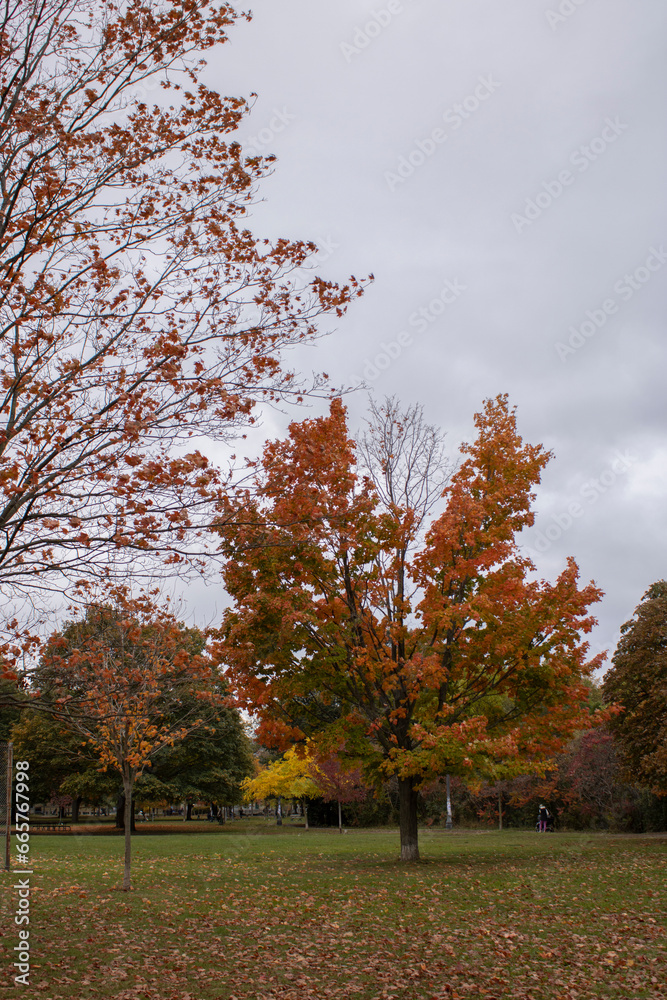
538,803,549,832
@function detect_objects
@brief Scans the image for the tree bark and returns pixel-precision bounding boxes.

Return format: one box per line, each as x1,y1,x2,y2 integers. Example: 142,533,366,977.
398,777,419,861
186,802,193,821
276,796,282,826
498,788,503,831
304,801,309,831
72,796,82,824
445,774,453,830
115,793,136,832
122,770,134,891
338,799,342,833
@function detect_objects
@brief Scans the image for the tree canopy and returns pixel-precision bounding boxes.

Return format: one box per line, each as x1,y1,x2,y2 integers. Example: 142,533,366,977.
218,395,605,859
146,680,254,810
603,581,667,794
35,589,230,888
242,747,320,803
11,673,253,816
0,0,364,669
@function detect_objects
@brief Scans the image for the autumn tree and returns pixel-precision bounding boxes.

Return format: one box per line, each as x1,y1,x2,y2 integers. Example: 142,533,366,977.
11,674,252,822
311,753,368,833
39,590,224,889
0,0,363,666
242,747,320,825
242,745,369,830
218,396,605,860
557,729,621,825
10,710,116,820
603,582,667,794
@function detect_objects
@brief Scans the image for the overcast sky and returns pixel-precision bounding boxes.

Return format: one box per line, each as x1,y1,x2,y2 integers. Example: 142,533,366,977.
188,0,667,669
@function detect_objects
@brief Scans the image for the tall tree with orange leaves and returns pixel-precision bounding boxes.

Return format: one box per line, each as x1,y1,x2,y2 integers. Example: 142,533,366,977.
218,396,605,860
0,0,364,669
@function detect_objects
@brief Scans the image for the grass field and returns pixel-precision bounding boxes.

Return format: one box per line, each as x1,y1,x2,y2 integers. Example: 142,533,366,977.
1,823,666,1000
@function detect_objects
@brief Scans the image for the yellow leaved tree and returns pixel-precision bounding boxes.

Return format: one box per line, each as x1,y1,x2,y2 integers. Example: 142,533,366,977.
243,746,369,830
242,748,319,826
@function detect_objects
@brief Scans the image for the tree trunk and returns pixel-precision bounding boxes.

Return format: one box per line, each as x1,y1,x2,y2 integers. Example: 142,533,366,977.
445,774,453,830
186,802,193,821
276,796,282,826
498,788,503,831
122,771,134,891
398,777,419,861
115,794,136,831
338,799,342,833
72,796,82,824
304,801,309,831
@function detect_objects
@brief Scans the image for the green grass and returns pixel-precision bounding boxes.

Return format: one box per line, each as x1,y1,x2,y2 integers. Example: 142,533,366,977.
1,823,666,999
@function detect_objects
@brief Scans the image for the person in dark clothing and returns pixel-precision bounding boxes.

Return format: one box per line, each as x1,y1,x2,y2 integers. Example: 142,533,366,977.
538,804,549,832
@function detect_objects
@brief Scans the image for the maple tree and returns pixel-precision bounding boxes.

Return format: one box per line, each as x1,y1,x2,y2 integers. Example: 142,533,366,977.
242,746,319,825
0,0,363,667
603,581,667,794
39,589,223,889
218,395,605,860
311,752,368,833
242,745,369,830
11,673,252,823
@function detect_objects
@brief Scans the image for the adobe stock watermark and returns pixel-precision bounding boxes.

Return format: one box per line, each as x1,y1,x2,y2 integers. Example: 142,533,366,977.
128,72,160,107
556,245,667,362
351,277,467,385
545,0,591,32
511,116,628,234
13,760,31,987
291,234,340,291
525,450,636,557
340,0,416,64
243,108,296,157
385,76,501,192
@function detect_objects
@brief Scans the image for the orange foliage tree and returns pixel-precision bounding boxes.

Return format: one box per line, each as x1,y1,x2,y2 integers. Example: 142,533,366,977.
218,396,605,860
40,589,221,889
0,0,363,665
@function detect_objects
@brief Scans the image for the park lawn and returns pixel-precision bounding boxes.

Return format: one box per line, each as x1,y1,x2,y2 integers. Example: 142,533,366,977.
1,825,666,1000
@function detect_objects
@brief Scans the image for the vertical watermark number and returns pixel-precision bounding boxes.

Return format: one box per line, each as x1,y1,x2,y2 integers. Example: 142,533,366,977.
14,759,31,986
